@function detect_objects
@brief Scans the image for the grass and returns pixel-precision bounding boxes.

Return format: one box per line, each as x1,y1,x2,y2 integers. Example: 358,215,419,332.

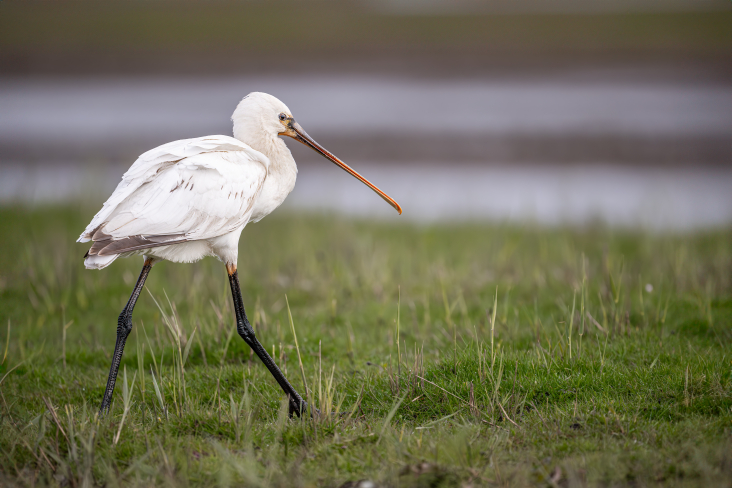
0,205,731,487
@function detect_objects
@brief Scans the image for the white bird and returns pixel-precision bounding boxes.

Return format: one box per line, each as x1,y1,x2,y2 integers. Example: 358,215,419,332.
79,92,401,415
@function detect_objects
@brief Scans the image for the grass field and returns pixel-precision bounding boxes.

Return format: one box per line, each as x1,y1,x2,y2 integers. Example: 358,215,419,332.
0,205,730,487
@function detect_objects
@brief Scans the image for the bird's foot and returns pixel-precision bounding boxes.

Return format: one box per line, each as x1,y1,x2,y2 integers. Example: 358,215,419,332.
288,399,321,418
98,403,111,417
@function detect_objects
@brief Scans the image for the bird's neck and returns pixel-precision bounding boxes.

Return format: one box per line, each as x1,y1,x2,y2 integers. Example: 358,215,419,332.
239,133,298,220
270,136,298,171
264,137,298,187
236,129,297,175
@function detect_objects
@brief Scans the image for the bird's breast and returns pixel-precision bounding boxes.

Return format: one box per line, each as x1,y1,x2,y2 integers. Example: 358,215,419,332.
249,163,297,223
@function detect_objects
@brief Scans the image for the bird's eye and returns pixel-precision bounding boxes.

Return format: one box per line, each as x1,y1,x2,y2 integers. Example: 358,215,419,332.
278,113,287,121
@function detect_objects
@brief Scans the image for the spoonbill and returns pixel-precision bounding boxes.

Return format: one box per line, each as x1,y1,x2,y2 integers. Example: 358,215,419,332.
78,92,401,416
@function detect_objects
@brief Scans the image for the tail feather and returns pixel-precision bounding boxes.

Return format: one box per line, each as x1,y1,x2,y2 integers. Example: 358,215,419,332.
95,235,186,256
84,253,119,270
83,231,186,269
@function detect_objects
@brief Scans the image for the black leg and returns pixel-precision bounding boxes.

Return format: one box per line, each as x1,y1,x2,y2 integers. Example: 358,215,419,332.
227,264,308,417
99,258,154,414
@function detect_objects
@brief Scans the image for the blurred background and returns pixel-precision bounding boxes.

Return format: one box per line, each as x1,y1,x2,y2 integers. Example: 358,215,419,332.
1,0,731,229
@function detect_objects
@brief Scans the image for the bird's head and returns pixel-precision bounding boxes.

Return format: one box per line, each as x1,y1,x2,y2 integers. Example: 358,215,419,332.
233,92,401,215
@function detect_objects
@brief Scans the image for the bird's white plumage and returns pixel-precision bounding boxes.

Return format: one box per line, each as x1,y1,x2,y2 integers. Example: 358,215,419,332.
79,133,279,269
79,92,312,270
79,136,269,242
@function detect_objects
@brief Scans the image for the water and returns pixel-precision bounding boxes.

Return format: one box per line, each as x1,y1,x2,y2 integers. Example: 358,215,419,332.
3,160,731,230
2,76,731,146
1,75,731,229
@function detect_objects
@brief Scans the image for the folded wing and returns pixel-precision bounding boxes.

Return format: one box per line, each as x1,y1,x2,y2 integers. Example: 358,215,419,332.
79,136,269,258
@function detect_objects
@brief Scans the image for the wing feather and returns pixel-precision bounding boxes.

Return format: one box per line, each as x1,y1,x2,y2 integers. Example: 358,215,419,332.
80,136,269,258
78,135,269,243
